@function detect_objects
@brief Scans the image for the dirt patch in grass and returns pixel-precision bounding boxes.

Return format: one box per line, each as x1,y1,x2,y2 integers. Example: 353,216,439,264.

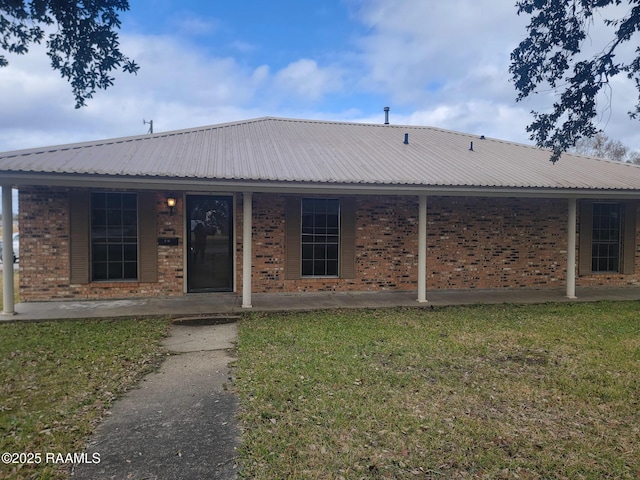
0,317,169,480
235,302,640,479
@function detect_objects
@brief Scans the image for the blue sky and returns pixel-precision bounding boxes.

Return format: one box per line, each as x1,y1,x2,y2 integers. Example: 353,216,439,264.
1,0,639,154
123,1,357,68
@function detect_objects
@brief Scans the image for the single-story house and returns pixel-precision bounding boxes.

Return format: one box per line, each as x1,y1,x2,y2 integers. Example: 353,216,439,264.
2,116,640,314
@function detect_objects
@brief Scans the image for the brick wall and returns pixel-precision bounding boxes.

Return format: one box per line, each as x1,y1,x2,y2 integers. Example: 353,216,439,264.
428,196,572,289
245,194,420,293
18,187,71,300
17,188,640,301
155,193,184,295
18,187,185,301
247,195,599,293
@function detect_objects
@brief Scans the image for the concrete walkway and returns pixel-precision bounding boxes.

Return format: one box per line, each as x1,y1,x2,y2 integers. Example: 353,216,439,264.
71,321,240,480
5,287,640,321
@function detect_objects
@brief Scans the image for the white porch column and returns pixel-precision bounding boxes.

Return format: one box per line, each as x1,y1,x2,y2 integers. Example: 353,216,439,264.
566,198,577,299
242,192,253,308
417,194,428,303
2,186,15,315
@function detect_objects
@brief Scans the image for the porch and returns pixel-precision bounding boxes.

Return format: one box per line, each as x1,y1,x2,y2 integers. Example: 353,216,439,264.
5,286,640,321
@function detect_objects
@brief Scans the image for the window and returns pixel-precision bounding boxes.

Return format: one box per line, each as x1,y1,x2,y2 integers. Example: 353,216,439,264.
285,196,355,281
301,198,340,277
591,203,622,273
91,192,138,280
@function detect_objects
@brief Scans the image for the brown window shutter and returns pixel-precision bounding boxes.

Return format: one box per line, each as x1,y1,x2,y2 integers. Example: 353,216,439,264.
284,196,301,280
138,192,158,283
578,200,593,276
69,190,90,284
340,196,356,279
622,201,637,275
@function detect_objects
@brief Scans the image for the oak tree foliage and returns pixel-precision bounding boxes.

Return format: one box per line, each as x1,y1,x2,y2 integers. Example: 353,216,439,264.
510,0,640,162
0,0,138,108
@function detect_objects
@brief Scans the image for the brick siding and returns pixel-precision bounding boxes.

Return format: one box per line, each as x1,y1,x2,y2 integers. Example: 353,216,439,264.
426,196,566,290
247,195,613,293
16,188,640,301
18,187,184,301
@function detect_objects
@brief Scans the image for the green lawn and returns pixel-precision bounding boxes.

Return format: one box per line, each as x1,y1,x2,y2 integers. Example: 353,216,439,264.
0,318,169,480
235,303,640,479
1,302,638,479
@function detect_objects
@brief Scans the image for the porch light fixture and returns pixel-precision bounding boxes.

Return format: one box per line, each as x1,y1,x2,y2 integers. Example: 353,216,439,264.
166,195,177,215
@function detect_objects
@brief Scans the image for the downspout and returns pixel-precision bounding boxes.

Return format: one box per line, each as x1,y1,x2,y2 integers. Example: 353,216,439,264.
2,186,15,315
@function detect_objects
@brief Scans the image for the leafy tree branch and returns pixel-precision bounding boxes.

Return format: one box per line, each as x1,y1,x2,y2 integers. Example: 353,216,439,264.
0,0,139,108
510,0,640,162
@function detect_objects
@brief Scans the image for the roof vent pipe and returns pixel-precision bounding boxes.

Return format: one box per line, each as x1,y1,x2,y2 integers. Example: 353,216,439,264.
384,106,390,125
404,133,409,144
469,141,474,151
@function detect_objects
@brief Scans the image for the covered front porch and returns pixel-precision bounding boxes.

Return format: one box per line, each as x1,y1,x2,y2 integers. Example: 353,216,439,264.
0,187,613,316
227,194,586,308
5,286,640,322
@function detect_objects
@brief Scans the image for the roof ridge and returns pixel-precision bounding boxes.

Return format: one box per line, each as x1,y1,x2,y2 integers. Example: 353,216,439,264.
0,117,281,157
2,116,639,171
0,115,544,157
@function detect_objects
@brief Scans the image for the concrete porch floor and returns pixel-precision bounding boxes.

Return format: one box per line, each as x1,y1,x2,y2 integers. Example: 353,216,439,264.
4,286,640,321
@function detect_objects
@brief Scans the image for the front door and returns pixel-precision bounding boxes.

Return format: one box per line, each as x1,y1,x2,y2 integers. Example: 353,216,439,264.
186,195,233,292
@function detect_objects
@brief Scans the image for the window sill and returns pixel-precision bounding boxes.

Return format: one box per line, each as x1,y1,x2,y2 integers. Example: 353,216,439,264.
89,280,140,287
301,276,340,279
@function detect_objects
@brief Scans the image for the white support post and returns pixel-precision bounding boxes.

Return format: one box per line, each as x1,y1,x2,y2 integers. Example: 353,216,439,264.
242,192,253,308
418,194,428,303
566,198,577,299
2,186,15,315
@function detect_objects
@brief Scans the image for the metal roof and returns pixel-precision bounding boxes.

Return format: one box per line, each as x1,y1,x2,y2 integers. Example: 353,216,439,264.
2,116,640,193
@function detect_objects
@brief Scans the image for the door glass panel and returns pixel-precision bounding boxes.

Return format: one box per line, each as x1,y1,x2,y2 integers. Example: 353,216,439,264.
186,195,233,292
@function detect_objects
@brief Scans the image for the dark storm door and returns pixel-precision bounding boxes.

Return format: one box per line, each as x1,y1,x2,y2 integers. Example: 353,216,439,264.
186,195,234,292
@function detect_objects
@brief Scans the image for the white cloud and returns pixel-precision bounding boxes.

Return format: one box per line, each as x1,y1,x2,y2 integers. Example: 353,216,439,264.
252,65,270,84
274,59,344,101
0,29,351,151
0,33,278,150
352,101,533,144
172,14,220,37
353,0,526,99
354,0,640,150
342,0,539,144
0,41,83,150
229,40,258,54
592,74,640,152
1,0,639,154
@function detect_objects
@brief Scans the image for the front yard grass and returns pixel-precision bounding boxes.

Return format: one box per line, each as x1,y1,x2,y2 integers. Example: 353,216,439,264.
236,302,640,479
0,317,169,480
